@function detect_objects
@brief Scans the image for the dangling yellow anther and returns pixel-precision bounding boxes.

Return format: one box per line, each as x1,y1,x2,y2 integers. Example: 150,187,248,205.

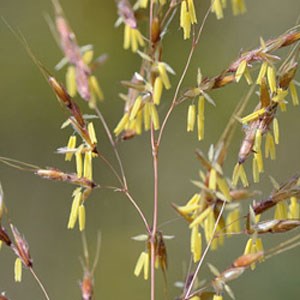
265,132,276,160
14,257,22,282
65,135,77,161
76,150,83,178
153,77,163,105
288,197,300,219
267,66,277,93
82,50,94,65
89,75,104,101
273,118,279,144
217,177,231,201
134,251,149,280
231,0,247,16
232,163,240,186
88,122,98,144
66,65,77,97
197,96,205,140
240,164,248,187
241,108,265,124
176,203,200,216
143,102,151,131
130,96,143,121
244,67,253,85
209,168,217,191
232,163,248,187
274,202,288,220
256,238,264,253
187,104,196,132
123,25,145,52
211,0,224,19
235,60,247,82
206,208,220,250
135,111,143,135
256,61,268,85
157,63,171,90
289,81,299,106
244,237,264,269
187,193,201,206
83,151,93,181
226,208,241,235
114,113,129,136
68,191,82,229
78,204,86,231
180,0,197,39
187,0,197,23
173,194,199,220
275,88,288,105
252,156,260,183
180,1,191,39
254,129,262,152
244,238,253,255
190,206,212,228
191,225,202,262
149,103,160,130
254,150,264,173
72,187,82,197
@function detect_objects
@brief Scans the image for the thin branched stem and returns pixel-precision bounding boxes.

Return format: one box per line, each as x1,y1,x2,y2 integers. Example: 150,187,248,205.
150,123,159,300
93,106,150,233
157,2,213,147
123,190,151,234
29,267,50,300
93,105,128,190
97,153,124,187
184,201,226,299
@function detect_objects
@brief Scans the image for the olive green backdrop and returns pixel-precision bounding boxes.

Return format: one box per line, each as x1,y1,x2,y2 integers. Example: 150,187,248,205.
0,0,300,299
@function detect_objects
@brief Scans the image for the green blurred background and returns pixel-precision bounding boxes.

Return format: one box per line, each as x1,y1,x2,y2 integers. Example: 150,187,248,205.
0,0,300,299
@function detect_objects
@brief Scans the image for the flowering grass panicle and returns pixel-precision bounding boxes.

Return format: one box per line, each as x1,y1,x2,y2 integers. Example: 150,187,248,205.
1,1,300,300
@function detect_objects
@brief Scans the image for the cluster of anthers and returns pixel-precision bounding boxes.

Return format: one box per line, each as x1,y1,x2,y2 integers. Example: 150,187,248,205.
173,27,300,300
232,37,299,187
132,231,172,280
114,0,247,141
114,0,178,139
113,1,300,299
34,0,105,232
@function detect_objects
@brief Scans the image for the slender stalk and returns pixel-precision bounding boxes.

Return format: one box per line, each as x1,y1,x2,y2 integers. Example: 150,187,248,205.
29,267,50,300
184,201,226,299
266,241,300,259
94,106,151,233
149,1,158,299
265,233,300,259
160,2,177,28
98,153,124,187
150,235,156,300
147,4,214,300
123,190,151,234
0,156,39,172
149,0,155,44
150,123,159,300
157,3,213,147
93,105,128,190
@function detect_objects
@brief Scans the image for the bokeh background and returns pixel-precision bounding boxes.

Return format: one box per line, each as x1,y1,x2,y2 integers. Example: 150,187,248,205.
0,0,300,299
